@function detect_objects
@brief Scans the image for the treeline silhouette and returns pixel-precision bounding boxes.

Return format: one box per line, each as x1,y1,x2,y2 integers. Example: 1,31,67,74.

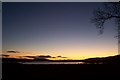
2,55,120,64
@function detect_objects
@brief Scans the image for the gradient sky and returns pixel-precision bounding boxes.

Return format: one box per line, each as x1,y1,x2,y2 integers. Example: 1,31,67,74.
2,2,118,60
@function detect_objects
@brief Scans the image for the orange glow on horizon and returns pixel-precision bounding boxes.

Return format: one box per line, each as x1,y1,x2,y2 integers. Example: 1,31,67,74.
2,43,118,60
2,50,118,60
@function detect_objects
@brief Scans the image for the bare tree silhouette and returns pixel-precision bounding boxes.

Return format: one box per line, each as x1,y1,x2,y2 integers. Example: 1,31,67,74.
91,2,120,55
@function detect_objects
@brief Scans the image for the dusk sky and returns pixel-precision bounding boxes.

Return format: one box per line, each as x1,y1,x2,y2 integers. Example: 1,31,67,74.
2,2,118,60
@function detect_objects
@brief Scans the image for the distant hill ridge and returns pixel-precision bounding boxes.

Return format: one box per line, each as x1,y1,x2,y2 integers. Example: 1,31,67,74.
84,55,120,64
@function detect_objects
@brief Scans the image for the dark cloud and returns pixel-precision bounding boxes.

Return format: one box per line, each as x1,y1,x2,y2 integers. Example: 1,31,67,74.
2,54,10,57
24,55,67,60
57,56,67,58
57,56,62,57
38,55,52,58
25,56,35,58
25,55,52,60
6,51,20,53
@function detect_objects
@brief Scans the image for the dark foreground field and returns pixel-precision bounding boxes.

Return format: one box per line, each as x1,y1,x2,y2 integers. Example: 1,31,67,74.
2,63,120,80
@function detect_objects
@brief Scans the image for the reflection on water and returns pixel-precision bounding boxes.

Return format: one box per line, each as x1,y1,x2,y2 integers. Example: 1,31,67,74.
21,62,84,65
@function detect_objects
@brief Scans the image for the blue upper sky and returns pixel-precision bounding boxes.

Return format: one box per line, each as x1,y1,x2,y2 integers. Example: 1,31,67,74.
2,2,118,59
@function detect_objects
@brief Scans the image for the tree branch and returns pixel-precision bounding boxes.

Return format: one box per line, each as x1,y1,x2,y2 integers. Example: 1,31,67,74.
111,15,120,18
